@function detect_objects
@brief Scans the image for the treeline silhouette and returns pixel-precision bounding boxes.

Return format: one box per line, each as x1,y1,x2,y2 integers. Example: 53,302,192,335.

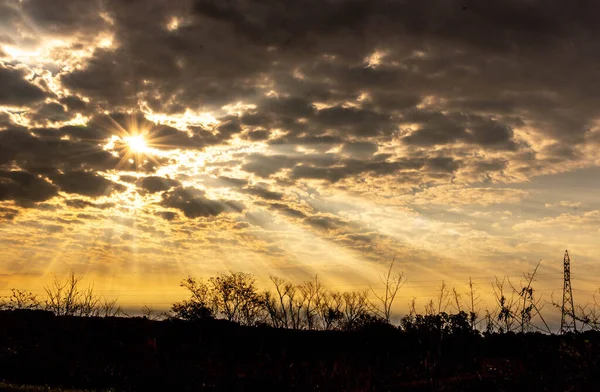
1,260,600,391
4,260,600,333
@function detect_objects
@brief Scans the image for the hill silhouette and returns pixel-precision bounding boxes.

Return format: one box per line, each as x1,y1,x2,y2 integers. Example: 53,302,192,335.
1,309,600,391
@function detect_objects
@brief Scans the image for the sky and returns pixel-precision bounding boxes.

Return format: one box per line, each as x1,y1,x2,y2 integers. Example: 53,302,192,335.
1,0,600,317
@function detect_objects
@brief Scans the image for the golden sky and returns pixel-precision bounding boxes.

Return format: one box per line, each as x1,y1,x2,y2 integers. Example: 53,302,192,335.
1,0,600,318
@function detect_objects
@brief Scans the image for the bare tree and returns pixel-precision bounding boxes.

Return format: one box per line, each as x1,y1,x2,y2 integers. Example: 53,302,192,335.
97,297,125,317
425,299,436,316
265,276,304,329
182,277,215,310
408,297,417,317
316,291,343,330
452,287,462,313
340,290,370,330
45,271,85,316
464,278,481,330
508,259,551,333
572,289,600,331
484,309,495,334
298,275,323,330
78,284,101,317
551,286,600,332
141,305,166,320
265,276,290,328
436,281,451,314
492,276,518,333
423,281,451,316
0,289,41,310
368,258,405,322
44,271,120,317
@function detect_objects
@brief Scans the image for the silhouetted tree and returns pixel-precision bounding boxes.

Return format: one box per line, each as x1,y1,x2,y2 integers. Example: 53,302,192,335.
464,277,481,330
492,276,518,333
509,259,550,333
316,291,343,330
339,290,370,331
401,311,473,336
171,277,215,321
298,275,323,330
43,271,122,317
425,281,451,316
264,276,303,329
368,258,405,322
210,272,264,325
573,289,600,331
0,289,41,310
141,305,169,321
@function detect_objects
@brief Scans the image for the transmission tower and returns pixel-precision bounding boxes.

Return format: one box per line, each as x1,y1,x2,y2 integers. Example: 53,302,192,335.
560,249,577,334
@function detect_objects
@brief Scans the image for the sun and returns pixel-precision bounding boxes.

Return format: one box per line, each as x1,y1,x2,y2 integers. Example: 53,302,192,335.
102,115,168,171
124,135,150,153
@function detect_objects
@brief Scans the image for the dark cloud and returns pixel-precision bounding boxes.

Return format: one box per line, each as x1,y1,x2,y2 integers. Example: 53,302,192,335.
64,199,116,209
304,215,348,232
341,141,378,158
21,0,107,37
0,0,598,226
30,102,72,124
239,185,284,201
0,206,19,220
0,170,58,206
287,156,437,183
242,154,297,178
243,129,270,142
0,127,123,174
16,0,592,164
269,134,344,154
119,175,138,183
137,176,181,194
60,0,263,110
0,65,49,106
160,186,244,218
426,157,462,173
58,96,88,112
241,149,462,183
50,171,126,197
0,112,14,129
216,176,247,187
61,49,138,108
199,175,247,189
262,97,316,118
268,202,307,219
314,106,394,137
156,210,179,221
45,124,111,143
290,165,347,183
401,111,518,150
475,159,508,173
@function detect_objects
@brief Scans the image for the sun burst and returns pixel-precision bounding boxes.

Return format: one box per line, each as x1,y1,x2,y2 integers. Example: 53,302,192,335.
124,135,150,154
100,115,165,171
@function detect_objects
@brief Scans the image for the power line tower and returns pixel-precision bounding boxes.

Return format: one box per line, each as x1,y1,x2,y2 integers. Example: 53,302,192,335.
560,249,577,334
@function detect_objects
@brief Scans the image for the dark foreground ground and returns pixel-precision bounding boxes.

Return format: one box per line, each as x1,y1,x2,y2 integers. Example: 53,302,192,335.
0,310,599,391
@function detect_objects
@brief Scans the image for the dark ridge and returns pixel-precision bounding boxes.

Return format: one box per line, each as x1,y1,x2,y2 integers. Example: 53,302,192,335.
1,310,599,391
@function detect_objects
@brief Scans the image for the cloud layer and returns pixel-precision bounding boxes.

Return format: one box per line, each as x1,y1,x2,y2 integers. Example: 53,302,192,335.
1,0,600,311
